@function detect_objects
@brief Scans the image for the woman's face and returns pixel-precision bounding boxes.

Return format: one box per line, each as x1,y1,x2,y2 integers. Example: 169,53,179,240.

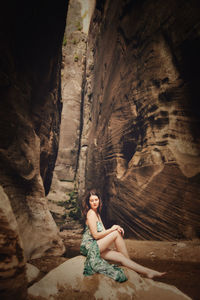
89,195,99,211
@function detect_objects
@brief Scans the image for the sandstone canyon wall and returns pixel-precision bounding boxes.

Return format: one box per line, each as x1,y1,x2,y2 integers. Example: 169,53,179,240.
0,1,68,298
54,0,89,185
0,187,27,299
49,0,95,197
80,0,200,240
47,0,95,238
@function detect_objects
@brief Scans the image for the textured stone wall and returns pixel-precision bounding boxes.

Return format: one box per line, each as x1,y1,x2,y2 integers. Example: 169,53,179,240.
54,0,95,189
55,0,87,183
0,0,68,265
83,0,200,239
0,186,27,299
50,0,95,207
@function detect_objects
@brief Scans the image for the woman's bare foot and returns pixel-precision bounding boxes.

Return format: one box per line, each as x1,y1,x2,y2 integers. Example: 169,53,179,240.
146,270,166,279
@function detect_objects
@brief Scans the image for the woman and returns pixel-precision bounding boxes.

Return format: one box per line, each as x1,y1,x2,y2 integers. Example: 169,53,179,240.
80,189,166,282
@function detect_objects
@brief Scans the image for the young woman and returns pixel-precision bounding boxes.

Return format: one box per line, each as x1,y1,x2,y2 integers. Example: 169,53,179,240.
80,189,166,282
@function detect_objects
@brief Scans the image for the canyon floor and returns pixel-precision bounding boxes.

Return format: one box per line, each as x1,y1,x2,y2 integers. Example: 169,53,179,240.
29,237,200,300
126,240,200,300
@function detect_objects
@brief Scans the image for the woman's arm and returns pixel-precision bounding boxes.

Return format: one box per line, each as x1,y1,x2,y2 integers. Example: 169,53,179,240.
87,210,119,240
99,214,124,236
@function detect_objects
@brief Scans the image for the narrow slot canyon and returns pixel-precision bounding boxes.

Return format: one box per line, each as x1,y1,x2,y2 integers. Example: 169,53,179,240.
0,1,200,299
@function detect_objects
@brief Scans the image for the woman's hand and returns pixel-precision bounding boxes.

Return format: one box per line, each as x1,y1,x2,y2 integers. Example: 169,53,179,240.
111,225,124,236
111,224,119,231
118,226,124,236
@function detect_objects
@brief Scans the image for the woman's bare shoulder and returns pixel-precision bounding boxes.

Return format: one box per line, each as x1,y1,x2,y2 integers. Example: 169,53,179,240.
87,208,96,217
86,210,97,226
87,209,97,219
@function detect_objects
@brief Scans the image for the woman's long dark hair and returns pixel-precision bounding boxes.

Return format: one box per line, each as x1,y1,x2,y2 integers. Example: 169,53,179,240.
82,189,103,220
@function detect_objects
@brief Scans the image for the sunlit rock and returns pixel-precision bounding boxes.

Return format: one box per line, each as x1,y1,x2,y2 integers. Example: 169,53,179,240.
28,256,191,300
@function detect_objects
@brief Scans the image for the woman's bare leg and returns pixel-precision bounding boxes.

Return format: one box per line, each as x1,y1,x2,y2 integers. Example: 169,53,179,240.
101,249,166,279
97,231,129,258
114,234,129,258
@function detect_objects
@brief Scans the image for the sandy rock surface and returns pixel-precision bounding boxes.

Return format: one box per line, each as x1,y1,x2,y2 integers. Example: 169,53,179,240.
28,256,191,300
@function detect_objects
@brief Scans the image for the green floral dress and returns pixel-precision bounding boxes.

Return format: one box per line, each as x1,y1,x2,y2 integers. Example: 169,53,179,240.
80,221,127,282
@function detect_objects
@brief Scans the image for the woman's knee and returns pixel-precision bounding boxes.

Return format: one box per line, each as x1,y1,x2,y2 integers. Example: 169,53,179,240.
112,230,121,239
104,230,122,244
107,230,118,240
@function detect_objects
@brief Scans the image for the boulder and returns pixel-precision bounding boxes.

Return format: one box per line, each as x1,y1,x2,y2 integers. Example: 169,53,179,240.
28,256,191,300
26,263,40,284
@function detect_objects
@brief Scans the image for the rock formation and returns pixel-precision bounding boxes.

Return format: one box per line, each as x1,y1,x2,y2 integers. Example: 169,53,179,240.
28,255,191,300
1,0,200,298
78,0,200,240
55,0,87,183
47,0,95,242
0,186,27,299
0,0,68,261
26,263,40,285
53,0,95,185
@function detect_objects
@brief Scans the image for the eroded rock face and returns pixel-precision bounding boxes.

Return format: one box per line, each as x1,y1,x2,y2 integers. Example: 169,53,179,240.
0,1,68,259
28,255,191,300
0,186,27,299
55,0,87,182
54,0,94,184
81,0,200,239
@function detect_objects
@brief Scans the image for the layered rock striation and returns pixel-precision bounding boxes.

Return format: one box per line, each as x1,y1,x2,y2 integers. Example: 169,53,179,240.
80,0,200,239
0,0,68,263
